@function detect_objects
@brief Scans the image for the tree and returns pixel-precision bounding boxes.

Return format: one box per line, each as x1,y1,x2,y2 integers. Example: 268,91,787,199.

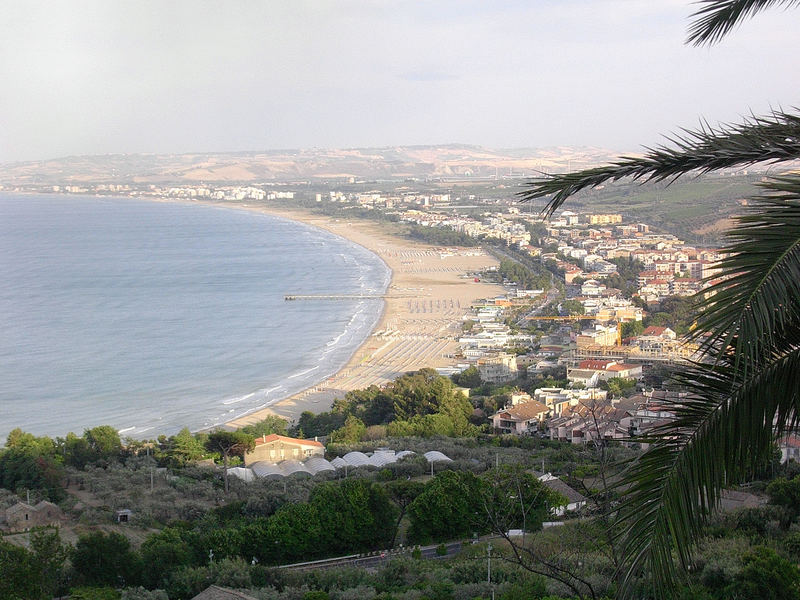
725,546,800,600
30,527,70,598
139,528,194,589
204,430,255,493
767,475,800,524
562,299,585,316
0,540,43,600
83,425,122,463
240,415,288,438
169,427,206,465
482,466,565,535
620,320,644,339
519,2,800,596
452,365,482,388
328,415,366,444
407,471,487,543
385,479,426,546
73,531,141,588
0,434,65,501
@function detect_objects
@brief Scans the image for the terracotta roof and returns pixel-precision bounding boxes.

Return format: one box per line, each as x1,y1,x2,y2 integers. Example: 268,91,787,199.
254,434,324,448
494,400,549,422
606,363,639,372
579,359,615,370
781,434,800,449
642,326,667,336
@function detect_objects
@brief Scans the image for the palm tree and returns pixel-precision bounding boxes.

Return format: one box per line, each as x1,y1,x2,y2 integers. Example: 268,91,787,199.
520,1,800,596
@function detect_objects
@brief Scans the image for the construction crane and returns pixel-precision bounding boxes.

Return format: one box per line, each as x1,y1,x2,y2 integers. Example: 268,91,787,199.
524,315,595,321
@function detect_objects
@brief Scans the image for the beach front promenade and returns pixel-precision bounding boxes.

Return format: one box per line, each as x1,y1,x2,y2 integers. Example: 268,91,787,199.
225,209,505,427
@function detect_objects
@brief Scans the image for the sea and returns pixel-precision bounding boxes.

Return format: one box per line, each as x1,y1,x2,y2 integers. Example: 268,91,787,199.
0,193,390,442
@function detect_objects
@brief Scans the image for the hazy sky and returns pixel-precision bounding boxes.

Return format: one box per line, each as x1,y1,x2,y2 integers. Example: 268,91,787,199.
2,0,799,163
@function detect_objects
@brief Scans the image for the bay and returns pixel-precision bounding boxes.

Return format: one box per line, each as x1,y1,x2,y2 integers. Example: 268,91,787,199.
0,194,389,441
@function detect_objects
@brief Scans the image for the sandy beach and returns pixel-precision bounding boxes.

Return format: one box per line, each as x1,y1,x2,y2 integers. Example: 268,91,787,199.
221,205,506,428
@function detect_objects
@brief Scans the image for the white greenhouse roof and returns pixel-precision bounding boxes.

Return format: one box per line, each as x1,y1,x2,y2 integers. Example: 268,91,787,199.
370,450,398,468
280,460,311,477
424,451,453,463
304,457,336,475
342,451,373,467
227,467,255,482
250,461,285,479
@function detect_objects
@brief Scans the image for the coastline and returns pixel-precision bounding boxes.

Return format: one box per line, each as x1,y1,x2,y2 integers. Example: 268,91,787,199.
205,202,507,428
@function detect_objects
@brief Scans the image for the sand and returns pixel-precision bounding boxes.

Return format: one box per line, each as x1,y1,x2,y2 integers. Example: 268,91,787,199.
220,205,506,428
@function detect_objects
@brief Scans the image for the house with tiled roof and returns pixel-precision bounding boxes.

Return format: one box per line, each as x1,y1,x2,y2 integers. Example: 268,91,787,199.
491,400,550,435
780,434,800,464
641,326,676,339
244,434,324,466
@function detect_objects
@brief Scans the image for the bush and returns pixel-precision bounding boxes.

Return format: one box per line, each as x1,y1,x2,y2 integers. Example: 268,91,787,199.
121,588,169,600
69,588,121,600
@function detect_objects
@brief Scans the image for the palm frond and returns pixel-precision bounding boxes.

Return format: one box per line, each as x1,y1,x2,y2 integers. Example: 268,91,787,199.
687,0,800,46
616,347,800,598
690,179,800,371
518,110,800,216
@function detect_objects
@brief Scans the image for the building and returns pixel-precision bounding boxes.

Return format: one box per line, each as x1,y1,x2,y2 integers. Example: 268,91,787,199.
4,500,63,532
576,324,619,348
575,359,643,380
537,473,588,515
491,400,550,434
566,368,600,387
477,353,518,383
244,434,325,466
587,214,622,225
779,434,800,464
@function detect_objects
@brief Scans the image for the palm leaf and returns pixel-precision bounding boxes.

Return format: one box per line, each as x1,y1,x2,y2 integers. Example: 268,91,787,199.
687,0,800,46
518,110,800,216
690,179,800,372
616,342,800,598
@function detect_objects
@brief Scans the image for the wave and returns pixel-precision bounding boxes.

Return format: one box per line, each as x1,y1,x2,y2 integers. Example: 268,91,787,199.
326,332,345,347
222,391,256,405
287,365,320,379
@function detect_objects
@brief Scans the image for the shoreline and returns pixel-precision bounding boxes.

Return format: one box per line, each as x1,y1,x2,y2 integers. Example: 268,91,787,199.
4,191,505,432
207,201,506,428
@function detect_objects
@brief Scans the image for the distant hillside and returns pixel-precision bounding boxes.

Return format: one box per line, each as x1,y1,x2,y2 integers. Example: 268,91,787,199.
0,145,624,185
553,174,765,244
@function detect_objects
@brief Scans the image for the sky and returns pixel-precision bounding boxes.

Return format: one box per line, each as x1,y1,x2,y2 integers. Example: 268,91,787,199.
1,0,799,163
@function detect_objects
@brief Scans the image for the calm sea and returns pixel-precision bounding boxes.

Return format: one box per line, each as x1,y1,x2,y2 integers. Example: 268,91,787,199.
0,194,390,441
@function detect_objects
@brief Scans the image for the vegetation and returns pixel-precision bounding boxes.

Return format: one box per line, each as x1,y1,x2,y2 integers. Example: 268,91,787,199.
406,223,480,247
496,258,551,291
520,1,800,596
292,369,476,441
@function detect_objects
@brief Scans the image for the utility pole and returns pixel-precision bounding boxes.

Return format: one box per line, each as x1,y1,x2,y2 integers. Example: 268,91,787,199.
487,542,492,584
150,468,154,492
